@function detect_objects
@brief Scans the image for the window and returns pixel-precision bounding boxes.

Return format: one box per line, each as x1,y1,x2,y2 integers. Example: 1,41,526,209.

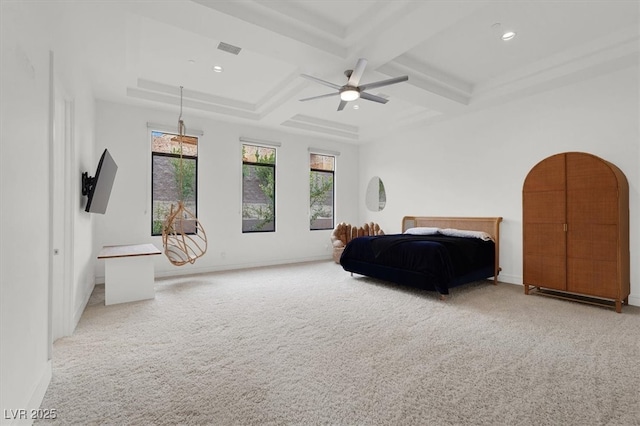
310,153,335,230
242,144,276,232
151,131,198,235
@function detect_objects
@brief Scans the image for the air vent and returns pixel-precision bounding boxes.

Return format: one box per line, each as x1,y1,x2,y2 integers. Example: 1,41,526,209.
217,42,242,55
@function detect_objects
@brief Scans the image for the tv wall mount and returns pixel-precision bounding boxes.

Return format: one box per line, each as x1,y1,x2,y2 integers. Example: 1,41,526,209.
81,172,95,196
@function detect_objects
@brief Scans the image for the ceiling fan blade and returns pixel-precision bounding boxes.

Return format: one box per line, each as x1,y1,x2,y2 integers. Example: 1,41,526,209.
300,74,341,90
359,75,408,91
337,100,348,111
299,92,340,102
360,92,389,104
348,58,368,86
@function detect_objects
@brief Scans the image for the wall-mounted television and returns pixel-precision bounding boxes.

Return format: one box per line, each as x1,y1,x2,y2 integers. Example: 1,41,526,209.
82,149,118,214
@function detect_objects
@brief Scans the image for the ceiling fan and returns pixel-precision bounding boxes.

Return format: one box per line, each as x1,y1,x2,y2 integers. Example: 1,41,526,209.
299,58,408,111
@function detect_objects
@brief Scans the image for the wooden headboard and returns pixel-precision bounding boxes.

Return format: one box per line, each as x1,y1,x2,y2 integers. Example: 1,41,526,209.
401,216,503,282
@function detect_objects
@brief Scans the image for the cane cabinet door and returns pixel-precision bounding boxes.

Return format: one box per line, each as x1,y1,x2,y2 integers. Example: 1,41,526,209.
566,153,621,299
523,153,567,291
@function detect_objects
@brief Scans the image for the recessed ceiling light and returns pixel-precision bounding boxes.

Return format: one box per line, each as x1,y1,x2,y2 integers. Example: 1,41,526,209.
212,65,223,73
353,105,359,110
502,31,516,41
492,23,516,41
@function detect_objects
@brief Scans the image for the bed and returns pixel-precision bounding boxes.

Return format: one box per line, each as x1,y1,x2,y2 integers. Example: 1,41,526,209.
339,216,502,296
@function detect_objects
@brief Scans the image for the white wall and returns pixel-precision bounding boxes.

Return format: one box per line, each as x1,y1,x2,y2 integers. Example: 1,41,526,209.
50,35,97,333
93,101,360,279
1,2,97,421
0,4,52,420
359,65,640,306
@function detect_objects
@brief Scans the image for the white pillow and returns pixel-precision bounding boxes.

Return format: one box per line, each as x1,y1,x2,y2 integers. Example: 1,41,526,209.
404,227,441,235
440,228,494,241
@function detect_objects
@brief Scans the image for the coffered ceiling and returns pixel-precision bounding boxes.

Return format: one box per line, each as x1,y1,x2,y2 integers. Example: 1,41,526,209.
63,0,639,142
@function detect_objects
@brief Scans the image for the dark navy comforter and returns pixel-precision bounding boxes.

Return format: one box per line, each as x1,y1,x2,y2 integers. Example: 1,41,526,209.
339,234,495,294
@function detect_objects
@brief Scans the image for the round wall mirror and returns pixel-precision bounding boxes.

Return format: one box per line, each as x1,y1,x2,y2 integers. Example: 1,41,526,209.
365,176,386,212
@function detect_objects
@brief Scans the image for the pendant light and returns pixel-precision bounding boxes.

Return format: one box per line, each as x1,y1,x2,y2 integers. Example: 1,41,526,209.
162,86,208,266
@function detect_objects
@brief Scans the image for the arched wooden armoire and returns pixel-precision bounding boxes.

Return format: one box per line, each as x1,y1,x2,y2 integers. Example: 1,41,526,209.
522,152,630,312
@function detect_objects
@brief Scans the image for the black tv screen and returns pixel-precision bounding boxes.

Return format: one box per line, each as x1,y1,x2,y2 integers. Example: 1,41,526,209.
84,149,118,214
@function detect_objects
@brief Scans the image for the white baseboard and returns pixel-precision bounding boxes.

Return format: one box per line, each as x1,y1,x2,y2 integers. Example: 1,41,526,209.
72,280,94,332
94,255,333,283
159,255,334,279
94,260,640,308
496,273,522,285
29,361,52,420
6,361,52,425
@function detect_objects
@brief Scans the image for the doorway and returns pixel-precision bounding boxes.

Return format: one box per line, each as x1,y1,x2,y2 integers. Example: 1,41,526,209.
49,63,74,349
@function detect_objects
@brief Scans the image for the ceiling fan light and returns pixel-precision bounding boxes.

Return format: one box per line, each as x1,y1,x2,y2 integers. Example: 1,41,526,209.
340,88,360,101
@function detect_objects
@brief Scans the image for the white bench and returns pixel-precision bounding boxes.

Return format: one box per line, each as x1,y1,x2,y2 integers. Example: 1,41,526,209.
98,244,161,305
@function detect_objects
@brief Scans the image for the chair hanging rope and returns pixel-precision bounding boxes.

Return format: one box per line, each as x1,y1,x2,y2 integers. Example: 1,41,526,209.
162,86,208,266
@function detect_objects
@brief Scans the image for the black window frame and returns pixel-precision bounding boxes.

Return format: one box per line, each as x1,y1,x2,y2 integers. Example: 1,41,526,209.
242,144,276,233
309,153,335,231
151,131,198,236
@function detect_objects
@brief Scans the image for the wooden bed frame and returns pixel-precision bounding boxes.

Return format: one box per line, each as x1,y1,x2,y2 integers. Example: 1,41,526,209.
401,216,503,284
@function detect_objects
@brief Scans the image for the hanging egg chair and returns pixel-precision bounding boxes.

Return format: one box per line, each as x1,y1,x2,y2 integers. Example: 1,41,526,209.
162,87,208,266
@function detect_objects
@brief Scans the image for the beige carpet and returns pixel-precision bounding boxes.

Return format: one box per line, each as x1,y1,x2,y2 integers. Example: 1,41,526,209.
39,261,640,425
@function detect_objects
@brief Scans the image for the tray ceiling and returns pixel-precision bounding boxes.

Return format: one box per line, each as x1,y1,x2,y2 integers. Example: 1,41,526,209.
58,0,639,143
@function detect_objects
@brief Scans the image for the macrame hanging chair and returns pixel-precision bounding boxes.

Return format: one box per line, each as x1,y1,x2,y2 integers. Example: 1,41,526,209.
162,87,208,266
